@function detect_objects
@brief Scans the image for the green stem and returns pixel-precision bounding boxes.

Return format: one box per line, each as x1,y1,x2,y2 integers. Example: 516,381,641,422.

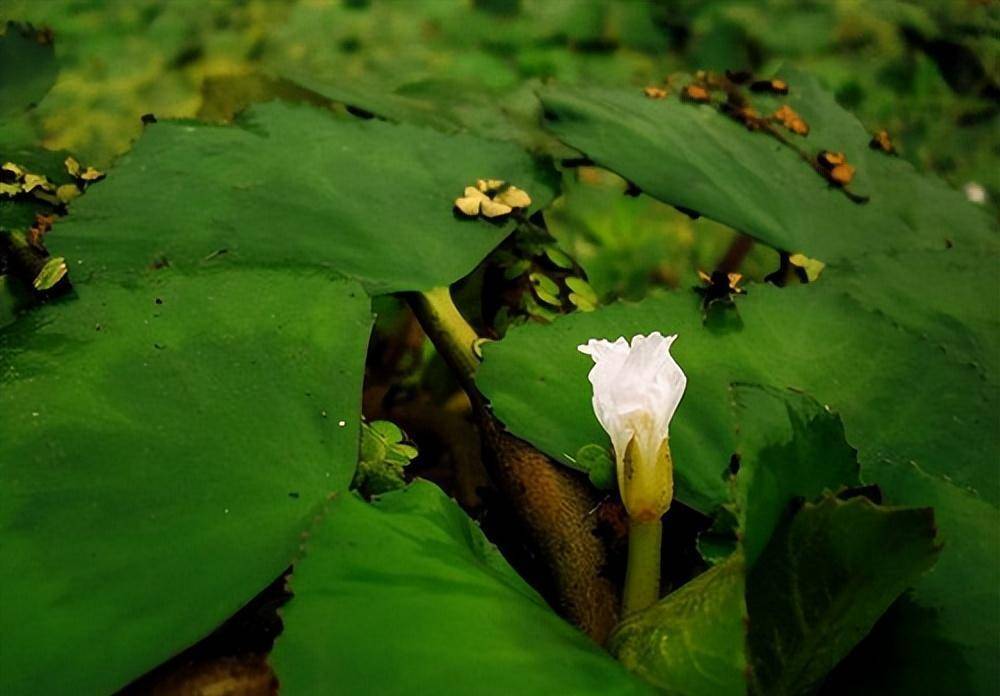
405,286,480,391
623,518,662,615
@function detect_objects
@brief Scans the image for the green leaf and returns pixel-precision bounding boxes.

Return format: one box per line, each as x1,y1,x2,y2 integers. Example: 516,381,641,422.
53,101,557,295
747,493,940,696
566,275,598,304
31,255,66,290
0,269,372,694
271,480,654,695
825,459,1000,695
732,384,859,568
0,21,58,151
829,248,1000,383
544,245,575,269
354,420,418,496
538,70,996,263
281,73,574,157
609,553,748,696
574,443,615,490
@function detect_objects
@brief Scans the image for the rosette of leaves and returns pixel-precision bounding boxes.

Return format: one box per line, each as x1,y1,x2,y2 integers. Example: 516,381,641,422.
352,420,419,496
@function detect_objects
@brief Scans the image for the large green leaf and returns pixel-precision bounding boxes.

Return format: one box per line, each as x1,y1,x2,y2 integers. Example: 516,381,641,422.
538,70,996,262
272,480,653,696
52,100,557,295
0,269,372,694
748,493,939,696
609,553,747,696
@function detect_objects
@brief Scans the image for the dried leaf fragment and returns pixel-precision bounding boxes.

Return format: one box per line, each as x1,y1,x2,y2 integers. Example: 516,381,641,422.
698,269,744,293
772,105,810,135
869,129,895,154
829,163,856,186
682,84,712,103
750,78,789,94
815,150,857,187
817,151,847,169
722,102,763,130
643,86,668,100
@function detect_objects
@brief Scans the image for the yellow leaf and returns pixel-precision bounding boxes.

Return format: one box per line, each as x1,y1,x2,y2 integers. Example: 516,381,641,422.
494,186,531,209
477,179,505,193
455,186,488,216
789,253,825,281
65,156,81,177
23,174,54,193
80,166,104,182
57,183,81,204
480,198,513,218
2,162,24,179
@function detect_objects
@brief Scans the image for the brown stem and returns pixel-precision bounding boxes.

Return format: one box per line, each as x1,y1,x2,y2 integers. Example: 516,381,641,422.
404,287,620,643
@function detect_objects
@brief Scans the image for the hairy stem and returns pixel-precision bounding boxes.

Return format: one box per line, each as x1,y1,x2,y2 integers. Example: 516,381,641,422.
623,519,662,616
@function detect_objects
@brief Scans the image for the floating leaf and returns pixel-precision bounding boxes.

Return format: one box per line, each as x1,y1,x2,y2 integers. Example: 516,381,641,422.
869,129,895,154
353,420,418,496
272,481,653,695
543,246,574,269
565,276,598,304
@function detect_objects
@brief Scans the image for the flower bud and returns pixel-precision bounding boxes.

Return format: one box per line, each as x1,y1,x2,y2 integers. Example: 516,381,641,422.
578,332,686,521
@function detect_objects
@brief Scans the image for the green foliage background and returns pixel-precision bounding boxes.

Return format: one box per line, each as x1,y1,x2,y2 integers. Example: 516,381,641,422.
1,2,997,695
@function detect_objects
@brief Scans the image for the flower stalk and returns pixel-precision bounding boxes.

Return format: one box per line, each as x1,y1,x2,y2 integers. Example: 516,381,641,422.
578,332,687,616
623,518,663,616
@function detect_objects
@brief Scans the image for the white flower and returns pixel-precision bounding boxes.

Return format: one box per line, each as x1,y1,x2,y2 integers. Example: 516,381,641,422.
578,332,687,521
